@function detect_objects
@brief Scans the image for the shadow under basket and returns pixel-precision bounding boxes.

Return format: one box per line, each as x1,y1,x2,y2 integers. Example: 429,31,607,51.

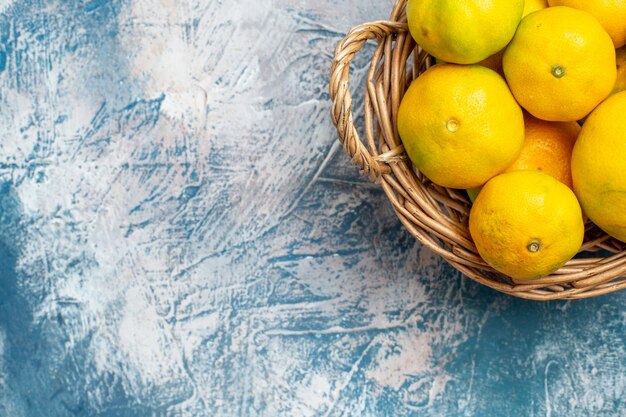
328,0,626,300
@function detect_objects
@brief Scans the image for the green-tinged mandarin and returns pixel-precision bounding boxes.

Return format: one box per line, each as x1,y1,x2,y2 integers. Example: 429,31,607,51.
406,0,524,64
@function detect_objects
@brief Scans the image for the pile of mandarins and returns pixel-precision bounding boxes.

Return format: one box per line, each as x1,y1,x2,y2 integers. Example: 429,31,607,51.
397,0,626,279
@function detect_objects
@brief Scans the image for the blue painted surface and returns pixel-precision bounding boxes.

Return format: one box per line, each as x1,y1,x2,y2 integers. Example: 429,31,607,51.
0,1,624,416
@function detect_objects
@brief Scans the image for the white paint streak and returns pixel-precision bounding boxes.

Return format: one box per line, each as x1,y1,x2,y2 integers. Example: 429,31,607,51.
544,360,557,417
322,337,377,417
265,322,408,337
0,0,13,13
366,332,435,391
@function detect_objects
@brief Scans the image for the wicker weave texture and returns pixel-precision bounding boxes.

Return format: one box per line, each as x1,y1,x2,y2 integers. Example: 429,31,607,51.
329,0,626,300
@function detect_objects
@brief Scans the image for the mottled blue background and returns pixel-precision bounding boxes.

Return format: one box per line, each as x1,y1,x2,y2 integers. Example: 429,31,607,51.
0,1,624,416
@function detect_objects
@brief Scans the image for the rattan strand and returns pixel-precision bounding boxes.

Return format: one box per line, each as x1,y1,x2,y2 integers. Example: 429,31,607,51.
329,0,626,300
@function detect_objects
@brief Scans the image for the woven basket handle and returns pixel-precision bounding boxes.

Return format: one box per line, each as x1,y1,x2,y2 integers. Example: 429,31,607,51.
330,21,407,179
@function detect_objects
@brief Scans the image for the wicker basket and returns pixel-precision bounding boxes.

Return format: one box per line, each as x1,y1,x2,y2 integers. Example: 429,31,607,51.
329,0,626,300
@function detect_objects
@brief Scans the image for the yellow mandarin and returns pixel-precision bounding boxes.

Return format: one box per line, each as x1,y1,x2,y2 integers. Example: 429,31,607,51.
470,171,584,280
397,64,524,189
572,91,626,242
523,0,548,16
503,7,616,121
548,0,626,47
